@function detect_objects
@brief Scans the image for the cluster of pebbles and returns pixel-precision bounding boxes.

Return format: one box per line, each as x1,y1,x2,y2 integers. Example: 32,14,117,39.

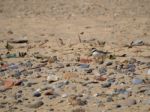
0,39,150,112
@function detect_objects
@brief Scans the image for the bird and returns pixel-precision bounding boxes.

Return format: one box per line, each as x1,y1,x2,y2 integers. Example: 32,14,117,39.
91,48,110,62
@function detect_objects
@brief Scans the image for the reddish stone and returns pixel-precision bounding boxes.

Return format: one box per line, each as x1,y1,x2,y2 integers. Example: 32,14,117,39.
4,79,14,89
94,76,107,81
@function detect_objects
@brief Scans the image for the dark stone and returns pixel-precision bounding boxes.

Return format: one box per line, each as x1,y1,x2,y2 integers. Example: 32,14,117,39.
33,92,41,97
101,82,111,88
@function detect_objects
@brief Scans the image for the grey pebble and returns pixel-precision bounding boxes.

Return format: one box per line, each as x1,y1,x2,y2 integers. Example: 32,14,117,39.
99,67,107,75
79,64,89,69
132,78,143,85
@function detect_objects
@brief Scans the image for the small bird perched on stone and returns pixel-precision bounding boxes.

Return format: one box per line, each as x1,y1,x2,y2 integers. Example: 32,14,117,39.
91,48,110,62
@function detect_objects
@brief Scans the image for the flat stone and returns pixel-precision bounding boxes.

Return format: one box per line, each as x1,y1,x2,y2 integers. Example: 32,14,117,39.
101,82,111,88
26,101,44,108
132,78,143,85
72,108,85,112
131,40,144,46
105,62,113,66
122,99,136,107
79,64,89,68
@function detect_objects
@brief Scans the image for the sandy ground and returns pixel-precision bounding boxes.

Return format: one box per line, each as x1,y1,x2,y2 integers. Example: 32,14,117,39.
0,0,150,112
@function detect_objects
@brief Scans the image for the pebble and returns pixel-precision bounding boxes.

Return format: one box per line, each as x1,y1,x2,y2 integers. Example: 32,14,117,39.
47,75,59,83
122,99,137,107
105,62,113,66
101,82,111,88
0,87,7,92
93,93,100,97
106,96,113,102
62,93,68,98
33,91,41,97
84,68,93,73
25,61,33,68
72,108,85,112
131,40,144,46
79,64,89,68
52,81,68,88
132,78,143,85
44,89,54,96
48,94,58,99
99,67,107,75
68,95,87,106
9,63,18,69
26,100,44,108
126,64,136,72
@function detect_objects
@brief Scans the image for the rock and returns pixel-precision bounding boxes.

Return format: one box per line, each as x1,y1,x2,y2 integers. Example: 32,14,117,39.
131,40,144,46
129,58,137,64
62,93,68,98
14,70,22,77
107,78,116,83
101,82,111,88
25,81,37,87
99,67,107,75
47,75,59,83
79,64,89,68
106,96,113,102
8,37,28,43
105,62,113,66
84,68,93,73
9,63,18,69
126,64,136,72
14,80,23,86
44,89,54,96
68,95,87,106
33,91,41,97
122,99,136,107
132,78,143,85
52,81,68,88
72,108,85,112
94,76,107,81
4,79,14,89
25,61,33,68
26,100,44,108
54,63,64,69
93,93,100,97
0,87,7,92
48,94,58,99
